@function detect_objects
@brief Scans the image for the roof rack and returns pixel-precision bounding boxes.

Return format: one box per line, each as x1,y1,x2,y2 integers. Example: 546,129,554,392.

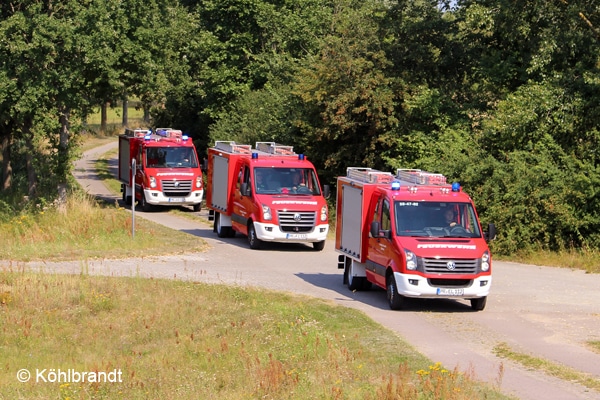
155,128,183,139
255,142,296,155
346,167,395,184
124,128,152,138
396,169,447,185
214,141,252,154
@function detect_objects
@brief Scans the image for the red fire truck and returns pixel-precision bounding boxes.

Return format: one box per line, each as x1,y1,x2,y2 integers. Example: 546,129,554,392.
206,141,330,250
118,128,203,212
335,167,496,311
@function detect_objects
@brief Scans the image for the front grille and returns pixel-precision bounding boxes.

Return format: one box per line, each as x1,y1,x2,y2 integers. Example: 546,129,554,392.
422,258,478,274
277,211,316,233
428,279,472,287
162,180,192,197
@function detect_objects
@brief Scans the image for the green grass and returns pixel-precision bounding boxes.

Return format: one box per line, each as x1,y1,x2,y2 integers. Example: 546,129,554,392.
0,271,511,399
493,342,600,393
0,191,207,262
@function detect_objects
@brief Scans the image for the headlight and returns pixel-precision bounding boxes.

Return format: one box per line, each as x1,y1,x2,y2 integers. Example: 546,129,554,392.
405,250,417,270
481,251,490,272
196,176,202,188
320,205,328,222
149,176,157,188
262,205,272,221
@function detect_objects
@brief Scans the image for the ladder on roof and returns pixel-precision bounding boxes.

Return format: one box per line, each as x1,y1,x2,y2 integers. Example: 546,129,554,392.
346,167,395,184
255,142,295,155
396,169,447,185
214,141,252,154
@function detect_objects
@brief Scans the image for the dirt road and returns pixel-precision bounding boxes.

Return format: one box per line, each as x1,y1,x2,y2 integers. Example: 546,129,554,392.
26,142,600,399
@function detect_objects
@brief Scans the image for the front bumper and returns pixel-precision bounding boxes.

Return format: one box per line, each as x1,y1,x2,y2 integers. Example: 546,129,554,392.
144,189,204,206
253,221,329,243
394,271,491,299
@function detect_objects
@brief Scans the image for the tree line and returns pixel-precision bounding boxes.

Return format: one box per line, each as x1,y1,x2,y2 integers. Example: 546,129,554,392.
1,0,599,255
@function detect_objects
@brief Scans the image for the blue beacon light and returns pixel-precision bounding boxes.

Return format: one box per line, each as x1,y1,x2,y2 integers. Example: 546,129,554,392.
391,180,401,191
298,154,305,160
251,152,258,159
451,182,461,192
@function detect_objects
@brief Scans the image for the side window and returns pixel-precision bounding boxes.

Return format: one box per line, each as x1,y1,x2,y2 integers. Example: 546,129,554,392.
236,166,244,190
381,199,391,232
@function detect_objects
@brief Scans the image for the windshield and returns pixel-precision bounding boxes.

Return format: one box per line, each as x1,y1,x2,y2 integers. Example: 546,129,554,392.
394,201,482,238
145,147,198,168
254,167,321,195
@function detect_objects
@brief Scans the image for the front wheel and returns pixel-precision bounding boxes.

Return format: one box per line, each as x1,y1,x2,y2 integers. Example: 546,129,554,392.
470,297,487,311
193,203,201,212
140,188,152,212
313,241,325,251
247,222,262,249
386,274,404,310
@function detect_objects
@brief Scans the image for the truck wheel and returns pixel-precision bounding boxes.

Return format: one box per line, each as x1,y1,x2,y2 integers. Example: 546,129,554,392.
215,213,231,238
470,297,487,311
347,261,369,291
140,191,152,212
247,222,262,250
193,203,201,212
386,274,404,310
313,241,325,251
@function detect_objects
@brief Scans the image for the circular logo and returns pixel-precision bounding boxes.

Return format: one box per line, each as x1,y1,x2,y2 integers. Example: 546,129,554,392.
446,261,456,271
17,369,31,383
293,213,302,222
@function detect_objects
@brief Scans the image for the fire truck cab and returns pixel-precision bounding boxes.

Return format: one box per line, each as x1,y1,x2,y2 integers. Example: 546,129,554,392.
335,167,496,311
118,128,204,212
206,141,330,250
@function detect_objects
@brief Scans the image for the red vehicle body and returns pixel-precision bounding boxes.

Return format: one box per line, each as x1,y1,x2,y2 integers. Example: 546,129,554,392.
335,167,496,311
206,141,330,250
118,128,203,212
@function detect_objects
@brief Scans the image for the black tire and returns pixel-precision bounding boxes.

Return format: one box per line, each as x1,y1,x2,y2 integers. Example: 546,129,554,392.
313,240,325,251
193,203,201,212
247,222,262,249
140,189,152,212
386,274,404,310
215,213,231,238
470,297,487,311
347,261,370,291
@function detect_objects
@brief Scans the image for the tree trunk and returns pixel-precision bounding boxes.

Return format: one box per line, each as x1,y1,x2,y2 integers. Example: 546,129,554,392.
122,95,129,127
101,101,108,133
23,118,37,198
57,108,70,213
1,130,12,192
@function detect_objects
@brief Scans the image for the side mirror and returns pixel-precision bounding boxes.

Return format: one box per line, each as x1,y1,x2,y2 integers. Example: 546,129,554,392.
370,221,380,238
241,182,251,197
323,184,330,199
485,223,496,241
202,158,208,171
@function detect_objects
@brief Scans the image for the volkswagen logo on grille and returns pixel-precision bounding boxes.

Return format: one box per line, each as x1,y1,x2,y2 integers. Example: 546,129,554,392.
293,213,302,222
174,180,180,187
446,261,456,271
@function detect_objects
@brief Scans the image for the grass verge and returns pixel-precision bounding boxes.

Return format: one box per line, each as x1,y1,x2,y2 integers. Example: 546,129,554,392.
492,342,600,393
0,271,511,399
0,191,207,262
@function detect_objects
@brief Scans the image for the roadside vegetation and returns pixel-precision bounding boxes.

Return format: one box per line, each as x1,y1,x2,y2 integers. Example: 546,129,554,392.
0,271,512,399
493,343,600,393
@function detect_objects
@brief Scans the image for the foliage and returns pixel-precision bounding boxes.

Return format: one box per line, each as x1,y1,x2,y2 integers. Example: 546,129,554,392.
3,0,600,255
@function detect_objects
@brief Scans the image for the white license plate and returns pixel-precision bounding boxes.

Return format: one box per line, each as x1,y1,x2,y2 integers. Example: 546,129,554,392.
286,234,307,239
436,288,464,296
168,198,184,203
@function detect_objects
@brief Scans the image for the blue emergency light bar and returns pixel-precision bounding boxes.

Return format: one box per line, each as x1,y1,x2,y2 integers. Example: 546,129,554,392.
252,152,258,159
298,154,305,160
452,182,461,192
391,180,401,191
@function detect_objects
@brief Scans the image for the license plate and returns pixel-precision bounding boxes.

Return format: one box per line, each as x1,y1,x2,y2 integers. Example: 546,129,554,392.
436,288,464,296
168,198,184,203
286,234,307,239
